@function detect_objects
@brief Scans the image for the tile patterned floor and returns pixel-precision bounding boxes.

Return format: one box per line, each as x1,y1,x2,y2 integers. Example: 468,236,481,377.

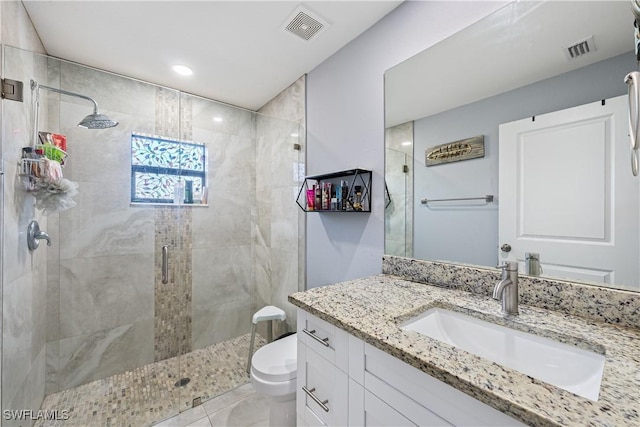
35,334,265,427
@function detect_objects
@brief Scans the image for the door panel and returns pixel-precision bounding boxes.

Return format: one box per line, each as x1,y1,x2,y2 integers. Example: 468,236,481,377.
499,95,639,286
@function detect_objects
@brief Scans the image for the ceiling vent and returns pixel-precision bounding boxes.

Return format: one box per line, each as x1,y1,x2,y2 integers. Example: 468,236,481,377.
282,5,328,41
565,35,597,60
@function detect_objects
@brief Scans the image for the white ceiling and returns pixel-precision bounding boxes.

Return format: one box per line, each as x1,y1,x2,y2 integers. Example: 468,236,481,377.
23,0,402,111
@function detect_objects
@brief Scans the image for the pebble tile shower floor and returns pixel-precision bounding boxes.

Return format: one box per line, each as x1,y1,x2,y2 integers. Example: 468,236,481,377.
35,333,265,427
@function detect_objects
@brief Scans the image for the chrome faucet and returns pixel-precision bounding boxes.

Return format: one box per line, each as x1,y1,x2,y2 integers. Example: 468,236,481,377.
493,261,519,315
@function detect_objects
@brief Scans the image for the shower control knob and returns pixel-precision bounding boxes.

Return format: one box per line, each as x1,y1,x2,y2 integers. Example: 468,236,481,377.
500,243,512,253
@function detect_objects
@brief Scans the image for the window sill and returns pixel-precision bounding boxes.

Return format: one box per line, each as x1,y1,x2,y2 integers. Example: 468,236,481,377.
130,202,209,208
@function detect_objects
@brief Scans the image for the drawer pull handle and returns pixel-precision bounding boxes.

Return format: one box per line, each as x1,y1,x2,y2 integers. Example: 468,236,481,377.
302,386,329,412
302,328,330,347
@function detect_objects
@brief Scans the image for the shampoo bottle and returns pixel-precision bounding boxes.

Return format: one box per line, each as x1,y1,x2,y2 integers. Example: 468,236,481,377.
173,181,185,204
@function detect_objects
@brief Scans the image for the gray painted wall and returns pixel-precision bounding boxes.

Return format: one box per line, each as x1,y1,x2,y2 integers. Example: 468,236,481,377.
305,1,507,288
413,52,635,266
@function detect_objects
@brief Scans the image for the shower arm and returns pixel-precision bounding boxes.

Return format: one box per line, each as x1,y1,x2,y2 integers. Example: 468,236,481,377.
30,79,100,115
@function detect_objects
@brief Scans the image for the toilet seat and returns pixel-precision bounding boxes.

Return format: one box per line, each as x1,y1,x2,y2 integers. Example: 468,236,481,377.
251,333,297,382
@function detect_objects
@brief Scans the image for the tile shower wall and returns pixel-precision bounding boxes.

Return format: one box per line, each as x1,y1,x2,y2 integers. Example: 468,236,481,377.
33,59,303,393
256,76,306,338
190,94,256,351
45,60,158,392
1,0,49,422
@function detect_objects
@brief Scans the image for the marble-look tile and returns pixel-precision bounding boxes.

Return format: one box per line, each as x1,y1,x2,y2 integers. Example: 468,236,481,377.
270,248,299,335
192,298,252,351
186,416,213,427
269,187,300,250
57,183,155,260
45,259,60,341
206,391,269,427
252,245,272,308
44,340,59,395
191,96,255,140
201,383,255,414
58,254,154,337
55,319,154,390
0,2,46,53
257,75,306,125
206,133,256,190
192,193,253,249
192,247,251,307
58,104,154,185
2,271,35,406
3,346,47,427
59,60,157,118
154,405,208,427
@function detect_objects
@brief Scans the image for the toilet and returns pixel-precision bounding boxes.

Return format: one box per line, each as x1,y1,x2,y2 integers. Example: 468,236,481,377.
250,333,297,426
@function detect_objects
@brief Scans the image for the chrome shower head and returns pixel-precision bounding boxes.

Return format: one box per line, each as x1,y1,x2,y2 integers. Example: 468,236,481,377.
78,112,119,129
31,79,119,130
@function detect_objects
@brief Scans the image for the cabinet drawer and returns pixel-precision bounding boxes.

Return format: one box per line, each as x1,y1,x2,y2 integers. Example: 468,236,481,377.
297,308,349,370
365,389,416,427
364,344,525,426
365,372,451,426
297,342,348,426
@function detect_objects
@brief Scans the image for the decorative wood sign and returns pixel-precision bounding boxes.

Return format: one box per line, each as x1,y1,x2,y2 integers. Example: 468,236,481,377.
425,135,484,166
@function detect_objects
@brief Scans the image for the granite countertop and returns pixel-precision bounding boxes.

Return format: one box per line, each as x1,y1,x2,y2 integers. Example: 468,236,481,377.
288,275,640,427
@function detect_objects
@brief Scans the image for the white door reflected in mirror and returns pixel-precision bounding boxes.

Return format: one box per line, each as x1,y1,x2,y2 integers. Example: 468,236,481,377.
498,95,639,288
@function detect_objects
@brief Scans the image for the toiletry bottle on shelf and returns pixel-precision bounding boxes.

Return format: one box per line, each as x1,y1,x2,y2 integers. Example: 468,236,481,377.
200,186,208,204
322,182,331,210
315,182,322,210
336,184,342,210
184,180,194,204
173,180,185,204
353,186,363,211
341,180,349,211
307,187,315,211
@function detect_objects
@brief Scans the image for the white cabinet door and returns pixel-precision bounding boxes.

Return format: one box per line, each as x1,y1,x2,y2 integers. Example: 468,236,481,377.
499,95,639,286
297,342,348,427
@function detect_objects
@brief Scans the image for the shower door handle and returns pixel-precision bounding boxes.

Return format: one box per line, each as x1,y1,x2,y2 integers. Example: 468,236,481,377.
162,245,169,284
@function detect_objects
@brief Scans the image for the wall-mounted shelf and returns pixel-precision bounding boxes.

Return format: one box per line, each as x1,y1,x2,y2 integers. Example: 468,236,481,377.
296,168,372,213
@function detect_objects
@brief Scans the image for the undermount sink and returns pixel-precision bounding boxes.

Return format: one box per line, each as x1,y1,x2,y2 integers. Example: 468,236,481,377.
401,308,605,401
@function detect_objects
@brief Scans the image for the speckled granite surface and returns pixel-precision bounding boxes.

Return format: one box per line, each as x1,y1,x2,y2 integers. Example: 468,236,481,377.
289,275,640,427
383,255,640,329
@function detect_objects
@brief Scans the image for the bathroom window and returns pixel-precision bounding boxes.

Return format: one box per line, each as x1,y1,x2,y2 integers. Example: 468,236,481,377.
130,133,206,204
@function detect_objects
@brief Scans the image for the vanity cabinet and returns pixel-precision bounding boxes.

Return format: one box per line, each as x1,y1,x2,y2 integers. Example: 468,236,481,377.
296,308,350,426
296,308,524,427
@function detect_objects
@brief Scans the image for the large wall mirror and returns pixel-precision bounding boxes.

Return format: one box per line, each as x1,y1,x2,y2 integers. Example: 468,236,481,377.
384,0,640,292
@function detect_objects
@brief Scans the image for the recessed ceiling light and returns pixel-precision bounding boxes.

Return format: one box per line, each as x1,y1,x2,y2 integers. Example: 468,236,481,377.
401,141,412,146
213,116,223,123
172,65,193,76
291,133,299,137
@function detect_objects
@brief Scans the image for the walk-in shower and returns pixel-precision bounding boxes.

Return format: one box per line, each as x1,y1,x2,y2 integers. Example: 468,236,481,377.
1,45,304,426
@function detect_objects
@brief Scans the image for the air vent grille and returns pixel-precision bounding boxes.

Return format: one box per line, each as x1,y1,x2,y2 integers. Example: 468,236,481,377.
565,36,597,60
282,6,328,41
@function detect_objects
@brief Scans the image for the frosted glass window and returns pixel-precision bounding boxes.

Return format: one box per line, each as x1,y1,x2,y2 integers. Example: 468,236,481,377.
131,133,206,203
